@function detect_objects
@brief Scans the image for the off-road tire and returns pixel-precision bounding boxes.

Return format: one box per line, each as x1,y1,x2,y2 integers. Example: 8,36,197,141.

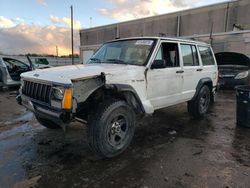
87,100,135,158
188,85,211,118
35,116,61,129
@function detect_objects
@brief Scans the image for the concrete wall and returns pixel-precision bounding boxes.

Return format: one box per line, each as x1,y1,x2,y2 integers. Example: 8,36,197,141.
190,30,250,57
80,0,250,46
79,0,250,62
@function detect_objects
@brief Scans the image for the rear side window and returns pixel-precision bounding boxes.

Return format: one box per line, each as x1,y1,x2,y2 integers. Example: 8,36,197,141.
180,44,199,66
198,46,215,66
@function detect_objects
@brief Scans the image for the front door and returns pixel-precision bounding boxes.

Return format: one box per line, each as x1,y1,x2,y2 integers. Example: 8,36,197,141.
147,42,183,110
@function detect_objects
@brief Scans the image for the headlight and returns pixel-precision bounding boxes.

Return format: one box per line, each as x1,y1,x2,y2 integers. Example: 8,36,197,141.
51,86,72,109
234,71,249,79
52,86,65,100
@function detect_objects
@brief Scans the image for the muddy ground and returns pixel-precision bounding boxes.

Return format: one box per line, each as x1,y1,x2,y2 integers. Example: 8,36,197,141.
0,89,249,188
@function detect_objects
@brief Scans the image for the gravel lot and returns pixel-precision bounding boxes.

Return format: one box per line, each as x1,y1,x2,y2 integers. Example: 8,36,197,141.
0,89,249,188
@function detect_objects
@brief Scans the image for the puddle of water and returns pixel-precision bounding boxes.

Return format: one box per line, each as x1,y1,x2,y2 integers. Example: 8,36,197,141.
0,124,35,188
0,123,34,140
15,112,34,122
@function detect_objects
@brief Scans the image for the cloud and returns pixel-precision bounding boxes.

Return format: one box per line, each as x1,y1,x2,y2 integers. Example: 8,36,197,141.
37,0,48,7
98,0,198,21
15,17,25,23
62,17,81,29
0,23,80,55
49,15,81,29
50,15,60,23
0,16,16,28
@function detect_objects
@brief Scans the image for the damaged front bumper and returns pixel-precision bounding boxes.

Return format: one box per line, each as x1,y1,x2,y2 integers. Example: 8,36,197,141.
16,94,72,130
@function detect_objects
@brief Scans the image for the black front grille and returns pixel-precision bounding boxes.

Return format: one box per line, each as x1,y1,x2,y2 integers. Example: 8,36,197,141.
22,80,52,104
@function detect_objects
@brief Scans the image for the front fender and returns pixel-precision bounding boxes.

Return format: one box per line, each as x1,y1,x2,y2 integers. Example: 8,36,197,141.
111,84,145,114
72,77,104,112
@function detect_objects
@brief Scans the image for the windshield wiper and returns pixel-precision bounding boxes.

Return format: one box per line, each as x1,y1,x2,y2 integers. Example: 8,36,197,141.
106,59,126,64
89,58,101,63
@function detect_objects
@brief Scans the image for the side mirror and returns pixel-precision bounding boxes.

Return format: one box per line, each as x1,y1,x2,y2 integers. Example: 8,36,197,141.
151,59,166,69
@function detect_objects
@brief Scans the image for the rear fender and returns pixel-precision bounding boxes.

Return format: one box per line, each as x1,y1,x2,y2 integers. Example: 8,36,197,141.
192,78,213,101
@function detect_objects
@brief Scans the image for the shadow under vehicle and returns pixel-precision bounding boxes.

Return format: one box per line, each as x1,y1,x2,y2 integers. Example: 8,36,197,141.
215,52,250,89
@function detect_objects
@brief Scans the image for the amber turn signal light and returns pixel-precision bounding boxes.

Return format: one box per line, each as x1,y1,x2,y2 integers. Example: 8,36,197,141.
62,88,72,109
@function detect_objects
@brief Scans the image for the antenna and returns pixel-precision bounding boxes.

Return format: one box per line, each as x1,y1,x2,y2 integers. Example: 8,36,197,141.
90,17,92,28
158,33,166,37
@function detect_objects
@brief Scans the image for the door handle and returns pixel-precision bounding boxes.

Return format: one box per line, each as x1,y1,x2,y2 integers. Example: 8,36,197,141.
176,70,184,74
196,68,203,71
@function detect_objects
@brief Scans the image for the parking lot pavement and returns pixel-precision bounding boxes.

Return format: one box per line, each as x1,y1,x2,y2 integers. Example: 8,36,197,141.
0,90,250,188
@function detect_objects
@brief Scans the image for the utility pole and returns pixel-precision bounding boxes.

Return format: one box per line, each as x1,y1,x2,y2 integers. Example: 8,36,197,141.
70,5,74,65
210,22,214,48
56,45,58,66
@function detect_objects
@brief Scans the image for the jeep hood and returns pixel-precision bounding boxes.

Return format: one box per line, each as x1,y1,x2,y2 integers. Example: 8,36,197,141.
21,64,145,84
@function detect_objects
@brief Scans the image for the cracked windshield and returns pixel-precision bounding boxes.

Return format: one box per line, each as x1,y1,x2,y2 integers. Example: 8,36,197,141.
88,39,155,65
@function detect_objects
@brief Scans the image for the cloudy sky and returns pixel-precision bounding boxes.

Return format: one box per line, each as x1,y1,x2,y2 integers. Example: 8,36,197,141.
0,0,227,55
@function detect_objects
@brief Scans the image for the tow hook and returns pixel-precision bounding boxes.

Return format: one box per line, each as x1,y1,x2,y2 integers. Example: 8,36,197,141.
16,95,22,105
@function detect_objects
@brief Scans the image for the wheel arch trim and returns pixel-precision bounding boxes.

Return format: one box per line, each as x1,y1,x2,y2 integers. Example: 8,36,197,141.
192,77,213,100
108,84,146,114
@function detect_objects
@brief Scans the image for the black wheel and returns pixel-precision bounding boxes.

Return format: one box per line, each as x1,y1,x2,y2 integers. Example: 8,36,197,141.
35,116,61,129
188,85,211,118
87,100,135,158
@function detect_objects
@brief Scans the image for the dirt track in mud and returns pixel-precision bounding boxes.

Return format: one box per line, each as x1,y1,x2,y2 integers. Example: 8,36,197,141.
0,89,250,188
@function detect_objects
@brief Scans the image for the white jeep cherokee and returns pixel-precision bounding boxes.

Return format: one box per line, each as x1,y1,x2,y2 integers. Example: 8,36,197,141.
17,37,218,158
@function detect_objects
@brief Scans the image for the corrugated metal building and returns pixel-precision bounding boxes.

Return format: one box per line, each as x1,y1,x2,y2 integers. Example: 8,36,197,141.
79,0,250,63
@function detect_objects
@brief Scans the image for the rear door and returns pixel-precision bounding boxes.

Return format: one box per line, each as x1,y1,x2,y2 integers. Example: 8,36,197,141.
180,44,202,101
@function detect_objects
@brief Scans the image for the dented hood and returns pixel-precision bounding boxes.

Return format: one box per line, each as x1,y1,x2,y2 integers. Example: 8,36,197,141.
21,63,145,84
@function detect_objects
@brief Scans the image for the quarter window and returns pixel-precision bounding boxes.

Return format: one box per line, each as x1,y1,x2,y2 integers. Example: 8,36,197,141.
198,46,215,65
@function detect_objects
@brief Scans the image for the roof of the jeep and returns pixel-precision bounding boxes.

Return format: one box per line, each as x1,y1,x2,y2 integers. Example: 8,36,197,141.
107,37,209,46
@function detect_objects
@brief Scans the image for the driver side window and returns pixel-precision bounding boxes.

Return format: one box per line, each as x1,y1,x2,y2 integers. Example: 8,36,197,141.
154,42,179,68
